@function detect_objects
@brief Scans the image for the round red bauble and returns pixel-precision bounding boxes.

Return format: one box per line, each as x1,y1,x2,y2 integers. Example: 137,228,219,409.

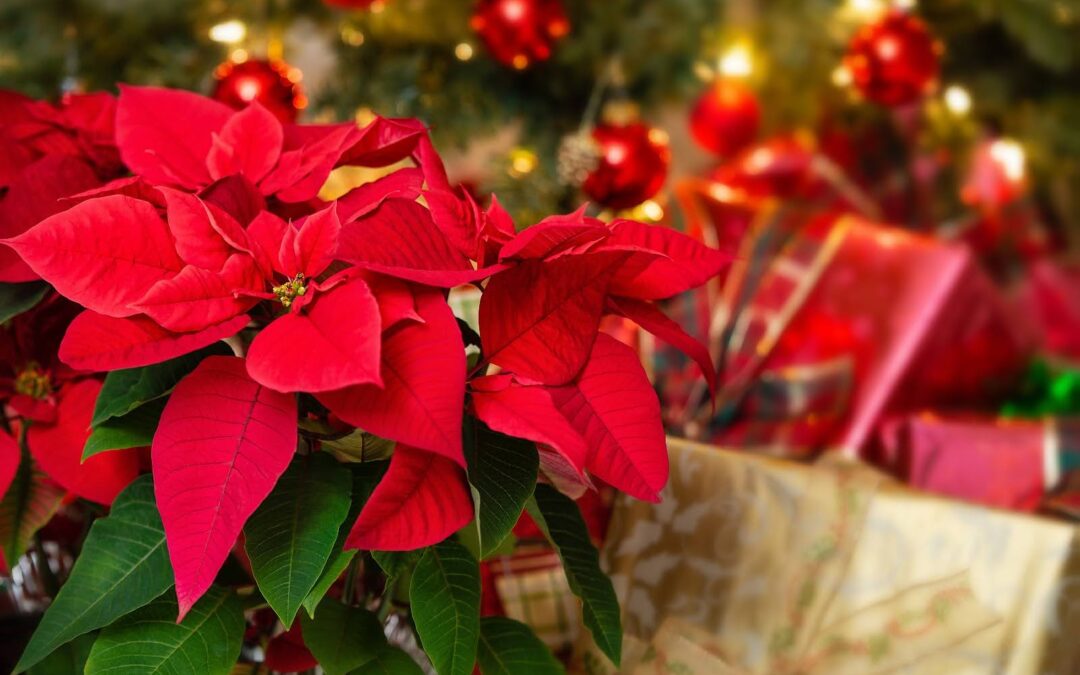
843,10,941,107
581,122,670,210
211,59,305,123
689,79,761,157
470,0,570,70
709,134,818,200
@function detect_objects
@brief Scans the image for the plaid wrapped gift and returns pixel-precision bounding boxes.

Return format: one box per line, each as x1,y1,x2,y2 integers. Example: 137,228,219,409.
489,546,582,654
660,202,1031,459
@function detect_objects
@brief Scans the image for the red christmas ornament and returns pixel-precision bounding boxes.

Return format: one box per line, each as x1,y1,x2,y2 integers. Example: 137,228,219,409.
581,122,671,210
470,0,570,70
843,10,941,107
211,58,305,123
689,79,761,157
710,134,820,200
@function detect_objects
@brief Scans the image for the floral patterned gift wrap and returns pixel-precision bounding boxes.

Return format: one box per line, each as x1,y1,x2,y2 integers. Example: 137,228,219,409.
574,438,1080,675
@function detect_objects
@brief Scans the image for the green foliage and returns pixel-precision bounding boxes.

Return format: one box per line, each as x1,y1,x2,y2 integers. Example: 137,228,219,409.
0,282,48,324
83,585,244,675
372,548,423,580
477,617,565,675
91,343,232,427
464,419,538,558
26,633,95,675
301,460,386,618
83,398,165,459
360,647,426,675
301,598,388,675
528,484,622,666
0,449,64,566
245,453,352,628
15,476,173,673
410,538,481,675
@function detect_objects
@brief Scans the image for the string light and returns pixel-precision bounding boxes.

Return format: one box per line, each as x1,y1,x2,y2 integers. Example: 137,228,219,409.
209,20,247,44
340,25,365,47
640,200,664,221
831,64,853,87
455,42,475,61
943,85,971,115
845,0,887,20
718,42,753,78
508,147,538,178
989,139,1025,183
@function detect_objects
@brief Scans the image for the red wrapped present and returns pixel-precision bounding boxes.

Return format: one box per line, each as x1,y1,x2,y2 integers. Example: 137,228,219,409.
1013,258,1080,361
670,208,1031,459
880,414,1080,512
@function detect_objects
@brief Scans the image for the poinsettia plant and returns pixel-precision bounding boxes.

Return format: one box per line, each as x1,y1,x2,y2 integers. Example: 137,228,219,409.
0,84,726,674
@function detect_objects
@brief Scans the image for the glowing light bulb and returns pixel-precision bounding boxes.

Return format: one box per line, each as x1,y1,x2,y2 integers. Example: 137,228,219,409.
831,64,853,87
719,43,753,78
846,0,886,20
455,42,475,61
508,148,538,177
209,20,247,44
640,200,664,221
943,85,971,115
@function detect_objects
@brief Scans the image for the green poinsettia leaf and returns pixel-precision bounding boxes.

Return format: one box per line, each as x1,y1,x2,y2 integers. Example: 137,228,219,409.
527,484,621,666
371,549,423,580
0,451,64,569
464,419,537,559
301,598,387,675
84,585,243,675
354,646,426,674
82,398,165,460
477,617,565,675
90,342,232,427
26,632,95,675
321,429,395,463
0,282,49,324
244,453,352,628
410,538,481,675
14,475,173,673
302,461,386,619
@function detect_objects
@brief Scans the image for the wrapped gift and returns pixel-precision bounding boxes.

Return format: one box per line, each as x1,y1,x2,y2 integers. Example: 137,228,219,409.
669,209,1031,459
487,546,581,655
1012,259,1080,361
880,414,1080,512
574,438,1080,675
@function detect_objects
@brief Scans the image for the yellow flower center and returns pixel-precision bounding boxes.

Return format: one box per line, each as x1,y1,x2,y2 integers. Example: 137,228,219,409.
272,274,308,309
14,363,52,400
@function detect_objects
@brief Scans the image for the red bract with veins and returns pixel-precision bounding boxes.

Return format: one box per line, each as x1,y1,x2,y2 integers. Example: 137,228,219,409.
4,85,731,621
0,90,119,282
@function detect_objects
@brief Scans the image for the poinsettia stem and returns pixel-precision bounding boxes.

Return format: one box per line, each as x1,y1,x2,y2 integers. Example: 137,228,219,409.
466,358,490,379
32,532,60,599
341,555,360,604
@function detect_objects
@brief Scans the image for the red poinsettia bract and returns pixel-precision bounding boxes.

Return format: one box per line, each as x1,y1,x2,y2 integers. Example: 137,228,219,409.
0,297,139,508
5,85,729,618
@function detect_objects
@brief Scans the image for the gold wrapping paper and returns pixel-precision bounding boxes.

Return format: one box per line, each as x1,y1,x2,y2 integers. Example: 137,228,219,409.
575,438,1080,674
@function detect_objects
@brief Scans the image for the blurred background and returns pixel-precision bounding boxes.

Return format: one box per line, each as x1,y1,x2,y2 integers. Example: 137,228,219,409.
1,0,1078,238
